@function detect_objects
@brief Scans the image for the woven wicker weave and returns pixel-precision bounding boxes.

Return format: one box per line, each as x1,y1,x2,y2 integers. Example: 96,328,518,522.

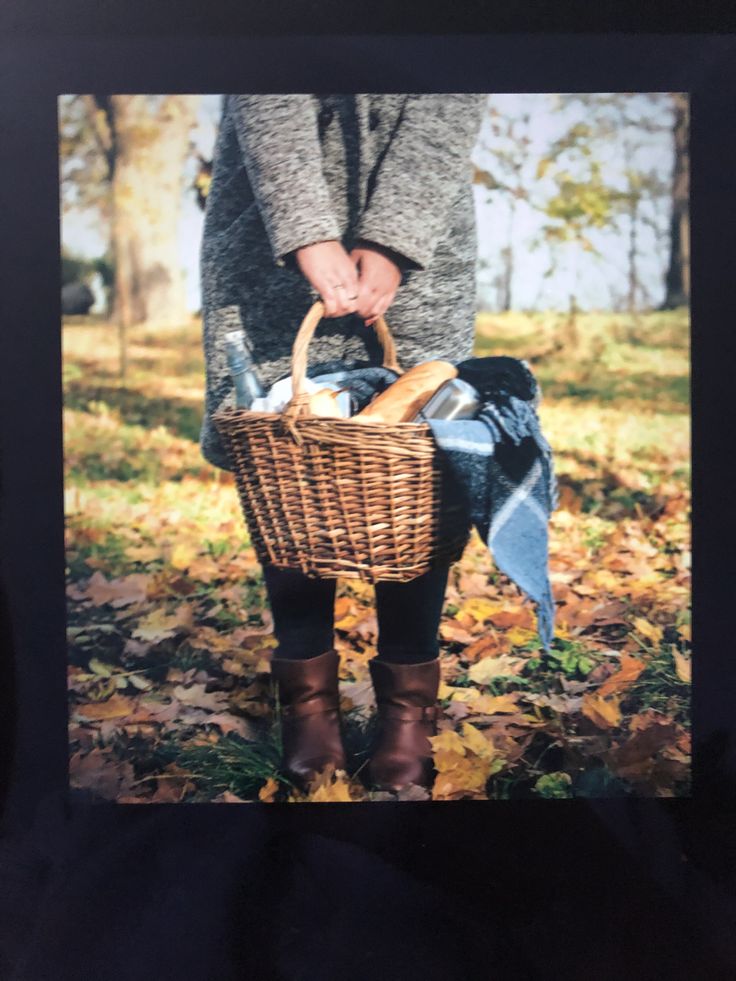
213,300,471,582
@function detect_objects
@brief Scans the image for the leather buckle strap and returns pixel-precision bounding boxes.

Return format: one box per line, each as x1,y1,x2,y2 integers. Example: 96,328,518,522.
380,704,439,723
281,696,339,719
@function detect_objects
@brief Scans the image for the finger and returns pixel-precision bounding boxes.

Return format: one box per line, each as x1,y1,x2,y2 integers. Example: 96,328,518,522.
321,287,339,317
342,261,360,298
356,281,378,320
332,286,355,317
365,293,392,326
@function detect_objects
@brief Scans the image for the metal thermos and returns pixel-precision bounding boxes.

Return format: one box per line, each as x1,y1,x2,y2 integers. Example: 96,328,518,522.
414,377,481,421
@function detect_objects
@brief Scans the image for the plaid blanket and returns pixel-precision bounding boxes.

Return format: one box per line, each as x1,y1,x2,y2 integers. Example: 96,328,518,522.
310,358,558,651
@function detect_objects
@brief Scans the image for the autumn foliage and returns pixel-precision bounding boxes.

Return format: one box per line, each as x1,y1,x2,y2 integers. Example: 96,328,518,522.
65,310,690,802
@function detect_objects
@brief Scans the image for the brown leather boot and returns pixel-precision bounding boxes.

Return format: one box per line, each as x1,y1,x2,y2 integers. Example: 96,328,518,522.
366,657,440,791
270,648,347,791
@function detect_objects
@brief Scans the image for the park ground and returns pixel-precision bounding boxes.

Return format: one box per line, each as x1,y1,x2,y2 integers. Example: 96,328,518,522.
65,308,690,802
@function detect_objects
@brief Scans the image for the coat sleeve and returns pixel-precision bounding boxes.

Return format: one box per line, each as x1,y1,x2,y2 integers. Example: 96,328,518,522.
227,95,341,266
355,94,486,270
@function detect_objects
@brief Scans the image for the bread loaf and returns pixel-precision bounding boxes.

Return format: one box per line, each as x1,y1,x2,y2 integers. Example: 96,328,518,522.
353,360,457,424
307,387,346,418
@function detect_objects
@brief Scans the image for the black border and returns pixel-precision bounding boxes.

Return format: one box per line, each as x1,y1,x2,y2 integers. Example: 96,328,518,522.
1,32,735,978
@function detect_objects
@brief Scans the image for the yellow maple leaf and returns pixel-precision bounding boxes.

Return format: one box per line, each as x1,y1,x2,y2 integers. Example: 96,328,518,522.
581,692,622,729
632,617,663,646
433,748,467,772
460,722,495,758
429,729,467,755
460,597,504,623
308,773,355,803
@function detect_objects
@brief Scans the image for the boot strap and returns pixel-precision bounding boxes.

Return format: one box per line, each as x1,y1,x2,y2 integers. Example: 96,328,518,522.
379,704,439,723
281,695,339,719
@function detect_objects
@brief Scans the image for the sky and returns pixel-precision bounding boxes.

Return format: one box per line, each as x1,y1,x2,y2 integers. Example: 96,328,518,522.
60,93,678,313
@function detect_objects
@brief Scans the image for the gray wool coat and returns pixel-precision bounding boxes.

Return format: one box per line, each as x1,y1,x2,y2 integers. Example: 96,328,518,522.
200,93,487,471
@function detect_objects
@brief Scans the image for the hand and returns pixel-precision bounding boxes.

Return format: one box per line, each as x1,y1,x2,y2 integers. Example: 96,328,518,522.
349,246,402,326
294,241,360,317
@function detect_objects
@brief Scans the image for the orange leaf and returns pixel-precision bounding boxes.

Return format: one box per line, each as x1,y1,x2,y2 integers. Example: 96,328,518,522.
74,694,137,720
596,654,646,697
258,776,280,803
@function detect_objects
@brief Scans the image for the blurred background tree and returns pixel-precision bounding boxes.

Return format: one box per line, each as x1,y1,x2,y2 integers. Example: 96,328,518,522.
60,95,200,374
473,92,688,327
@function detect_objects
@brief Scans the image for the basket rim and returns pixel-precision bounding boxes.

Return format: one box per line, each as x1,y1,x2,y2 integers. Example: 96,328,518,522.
213,405,434,431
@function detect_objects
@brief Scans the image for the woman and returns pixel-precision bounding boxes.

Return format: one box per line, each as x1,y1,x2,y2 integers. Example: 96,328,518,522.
200,93,486,793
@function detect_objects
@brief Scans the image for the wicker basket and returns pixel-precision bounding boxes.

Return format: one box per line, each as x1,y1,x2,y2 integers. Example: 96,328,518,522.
213,300,471,583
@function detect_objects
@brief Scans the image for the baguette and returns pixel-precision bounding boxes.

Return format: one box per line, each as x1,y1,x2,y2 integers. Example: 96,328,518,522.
353,360,457,424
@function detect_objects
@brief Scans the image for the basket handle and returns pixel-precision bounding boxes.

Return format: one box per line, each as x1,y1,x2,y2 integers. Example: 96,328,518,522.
289,299,402,399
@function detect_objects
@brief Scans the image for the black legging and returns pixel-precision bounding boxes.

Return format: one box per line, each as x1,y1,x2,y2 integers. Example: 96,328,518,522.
262,563,451,663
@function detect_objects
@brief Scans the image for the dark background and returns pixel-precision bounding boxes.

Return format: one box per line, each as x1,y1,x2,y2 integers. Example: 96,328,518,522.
1,20,735,981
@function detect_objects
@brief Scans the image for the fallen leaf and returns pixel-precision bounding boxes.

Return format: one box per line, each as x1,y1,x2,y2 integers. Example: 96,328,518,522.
608,718,682,771
470,693,522,715
212,790,248,803
460,722,495,758
581,692,622,729
205,713,256,740
525,691,583,714
132,608,182,643
258,777,280,803
506,626,539,648
461,634,509,661
459,597,504,623
69,571,150,608
596,654,646,697
468,654,524,685
170,542,198,571
672,648,691,684
632,617,664,646
74,694,137,721
69,748,135,799
124,543,161,563
428,729,467,755
440,620,476,645
173,684,230,713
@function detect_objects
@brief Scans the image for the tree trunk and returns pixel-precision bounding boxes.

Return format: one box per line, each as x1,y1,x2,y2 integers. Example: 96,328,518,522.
109,95,198,331
661,94,689,309
627,194,639,314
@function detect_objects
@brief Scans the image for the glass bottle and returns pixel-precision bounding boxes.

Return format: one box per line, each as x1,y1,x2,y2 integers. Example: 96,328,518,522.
224,330,265,408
